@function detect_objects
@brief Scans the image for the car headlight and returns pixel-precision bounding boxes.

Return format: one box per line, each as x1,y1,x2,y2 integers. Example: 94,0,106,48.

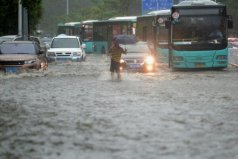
73,52,82,56
24,59,36,64
145,55,154,65
47,52,55,57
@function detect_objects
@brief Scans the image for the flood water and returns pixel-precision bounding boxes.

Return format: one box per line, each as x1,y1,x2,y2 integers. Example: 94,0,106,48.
1,54,238,159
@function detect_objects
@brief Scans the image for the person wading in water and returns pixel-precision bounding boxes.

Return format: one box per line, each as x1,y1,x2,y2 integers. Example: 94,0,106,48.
108,38,127,80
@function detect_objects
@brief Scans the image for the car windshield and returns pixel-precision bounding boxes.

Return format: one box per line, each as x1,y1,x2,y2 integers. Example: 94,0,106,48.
123,43,150,53
51,38,79,48
0,43,36,54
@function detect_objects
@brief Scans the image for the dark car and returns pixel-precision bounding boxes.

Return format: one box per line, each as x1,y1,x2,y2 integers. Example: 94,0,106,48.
0,41,44,72
120,41,156,72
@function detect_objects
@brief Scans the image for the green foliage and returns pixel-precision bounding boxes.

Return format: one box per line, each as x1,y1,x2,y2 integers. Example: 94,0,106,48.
0,0,42,35
218,0,238,35
1,0,237,36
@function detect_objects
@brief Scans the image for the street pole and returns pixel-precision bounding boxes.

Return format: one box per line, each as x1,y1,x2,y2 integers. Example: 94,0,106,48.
18,0,22,36
66,0,69,16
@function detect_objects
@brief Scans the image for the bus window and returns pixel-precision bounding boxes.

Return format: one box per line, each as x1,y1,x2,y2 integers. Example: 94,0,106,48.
112,25,121,36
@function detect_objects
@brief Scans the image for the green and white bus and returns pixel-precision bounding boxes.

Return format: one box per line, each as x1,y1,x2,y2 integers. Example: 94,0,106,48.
167,0,233,69
57,22,81,36
137,10,171,63
57,20,100,53
81,20,99,53
92,16,137,54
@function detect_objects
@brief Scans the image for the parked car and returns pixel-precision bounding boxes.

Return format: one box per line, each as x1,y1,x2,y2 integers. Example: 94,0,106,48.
46,34,86,62
0,41,44,72
120,41,156,72
0,35,19,43
0,35,45,53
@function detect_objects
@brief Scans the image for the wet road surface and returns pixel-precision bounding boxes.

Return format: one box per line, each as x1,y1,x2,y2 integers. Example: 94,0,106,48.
1,54,238,159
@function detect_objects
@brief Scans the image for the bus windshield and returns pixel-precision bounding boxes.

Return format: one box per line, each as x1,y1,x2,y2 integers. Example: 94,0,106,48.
172,15,226,46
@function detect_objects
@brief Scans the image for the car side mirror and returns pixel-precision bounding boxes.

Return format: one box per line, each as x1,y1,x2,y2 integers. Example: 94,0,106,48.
45,44,50,49
82,43,86,49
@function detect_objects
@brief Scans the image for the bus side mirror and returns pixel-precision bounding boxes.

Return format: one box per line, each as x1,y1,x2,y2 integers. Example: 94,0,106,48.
165,20,170,29
227,15,233,29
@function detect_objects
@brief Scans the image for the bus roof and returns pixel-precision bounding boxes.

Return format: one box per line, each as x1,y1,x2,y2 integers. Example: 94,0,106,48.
147,9,171,16
81,20,99,24
174,0,222,7
108,16,137,22
64,22,81,26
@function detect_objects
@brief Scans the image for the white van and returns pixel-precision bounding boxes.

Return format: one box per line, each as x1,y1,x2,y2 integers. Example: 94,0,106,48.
46,34,86,62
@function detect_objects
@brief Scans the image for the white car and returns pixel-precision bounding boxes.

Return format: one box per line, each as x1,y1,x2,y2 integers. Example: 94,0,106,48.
46,34,86,62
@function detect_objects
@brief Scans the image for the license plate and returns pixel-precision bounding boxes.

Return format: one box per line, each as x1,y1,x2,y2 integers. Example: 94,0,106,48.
5,67,18,73
128,64,140,69
195,63,204,67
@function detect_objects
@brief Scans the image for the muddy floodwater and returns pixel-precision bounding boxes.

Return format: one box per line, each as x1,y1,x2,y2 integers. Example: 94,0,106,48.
0,54,238,159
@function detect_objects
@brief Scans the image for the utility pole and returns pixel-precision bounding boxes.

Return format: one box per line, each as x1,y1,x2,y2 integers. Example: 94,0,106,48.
18,0,22,36
66,0,69,16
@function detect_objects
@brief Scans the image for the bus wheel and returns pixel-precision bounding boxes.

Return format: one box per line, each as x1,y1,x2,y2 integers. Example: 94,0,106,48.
101,47,106,54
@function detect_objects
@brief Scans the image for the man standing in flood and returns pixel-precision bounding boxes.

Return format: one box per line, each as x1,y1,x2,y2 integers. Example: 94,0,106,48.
108,38,127,80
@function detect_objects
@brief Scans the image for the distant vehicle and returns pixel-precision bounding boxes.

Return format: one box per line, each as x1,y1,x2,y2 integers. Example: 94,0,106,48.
0,35,45,53
46,34,86,62
120,41,156,72
57,20,100,53
57,22,81,36
137,9,170,63
40,37,52,46
0,41,44,72
81,20,99,53
228,38,238,47
92,16,137,54
0,35,19,42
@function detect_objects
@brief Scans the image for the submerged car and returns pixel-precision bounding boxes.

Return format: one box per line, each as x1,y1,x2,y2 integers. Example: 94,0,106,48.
0,41,44,72
120,41,156,72
46,34,86,62
0,35,45,54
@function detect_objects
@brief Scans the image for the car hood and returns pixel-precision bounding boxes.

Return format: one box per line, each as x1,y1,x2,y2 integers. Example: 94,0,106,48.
0,54,37,61
48,48,81,52
122,52,148,59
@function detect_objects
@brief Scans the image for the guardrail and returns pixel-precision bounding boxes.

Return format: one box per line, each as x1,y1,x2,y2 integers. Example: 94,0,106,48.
228,48,238,67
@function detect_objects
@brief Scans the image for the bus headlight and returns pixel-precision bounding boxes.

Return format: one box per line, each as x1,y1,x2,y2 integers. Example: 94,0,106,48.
145,55,154,65
216,55,227,60
173,56,183,61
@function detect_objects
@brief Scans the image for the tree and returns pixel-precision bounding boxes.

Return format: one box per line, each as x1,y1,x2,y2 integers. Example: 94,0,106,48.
218,0,238,36
21,0,42,34
0,0,42,35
